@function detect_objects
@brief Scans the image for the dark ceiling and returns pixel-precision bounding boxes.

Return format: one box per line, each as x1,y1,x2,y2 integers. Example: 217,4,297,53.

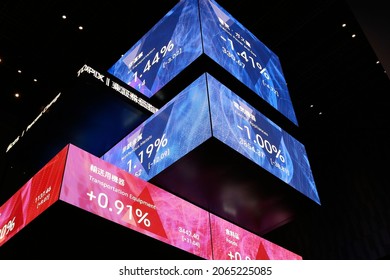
0,0,387,144
0,0,389,259
0,0,388,150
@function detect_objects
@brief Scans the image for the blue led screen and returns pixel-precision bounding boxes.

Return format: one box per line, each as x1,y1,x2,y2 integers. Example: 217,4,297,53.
108,0,202,98
102,73,320,204
108,0,298,126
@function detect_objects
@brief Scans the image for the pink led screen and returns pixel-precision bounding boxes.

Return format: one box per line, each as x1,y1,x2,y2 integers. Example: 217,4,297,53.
210,213,302,260
59,144,212,259
1,143,302,260
0,146,67,246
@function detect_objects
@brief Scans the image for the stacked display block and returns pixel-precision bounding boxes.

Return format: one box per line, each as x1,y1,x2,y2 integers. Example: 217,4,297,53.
0,0,319,259
108,0,299,129
0,144,302,259
104,0,320,251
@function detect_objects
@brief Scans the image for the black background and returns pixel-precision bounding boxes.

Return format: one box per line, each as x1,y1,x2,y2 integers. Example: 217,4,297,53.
1,0,389,259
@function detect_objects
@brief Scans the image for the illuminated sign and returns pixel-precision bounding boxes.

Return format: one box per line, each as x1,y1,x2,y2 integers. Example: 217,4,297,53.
108,0,298,125
103,73,320,204
0,146,67,246
60,144,213,259
77,64,158,114
210,214,302,260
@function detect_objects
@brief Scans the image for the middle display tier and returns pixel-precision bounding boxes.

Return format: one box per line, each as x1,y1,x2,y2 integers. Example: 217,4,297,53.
102,73,320,235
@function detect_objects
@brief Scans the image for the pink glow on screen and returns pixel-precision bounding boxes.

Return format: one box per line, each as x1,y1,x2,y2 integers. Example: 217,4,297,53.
210,214,302,260
60,144,212,259
0,146,67,246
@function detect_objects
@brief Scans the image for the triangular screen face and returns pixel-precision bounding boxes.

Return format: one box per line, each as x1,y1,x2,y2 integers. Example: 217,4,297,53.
108,0,298,126
107,0,203,98
101,73,212,182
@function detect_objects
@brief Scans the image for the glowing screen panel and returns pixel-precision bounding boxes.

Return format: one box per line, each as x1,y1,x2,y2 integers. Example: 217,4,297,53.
0,146,67,247
200,0,298,125
207,74,320,204
108,0,298,126
210,213,302,260
60,144,213,259
103,73,320,204
102,74,212,182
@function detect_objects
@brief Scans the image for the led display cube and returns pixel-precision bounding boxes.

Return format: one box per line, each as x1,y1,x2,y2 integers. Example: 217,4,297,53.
108,0,298,126
102,73,320,235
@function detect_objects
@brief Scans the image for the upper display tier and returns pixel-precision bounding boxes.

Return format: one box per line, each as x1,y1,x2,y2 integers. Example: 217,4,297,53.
108,0,299,126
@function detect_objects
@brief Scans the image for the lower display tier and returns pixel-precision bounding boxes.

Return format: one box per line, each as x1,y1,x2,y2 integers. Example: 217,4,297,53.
0,144,302,260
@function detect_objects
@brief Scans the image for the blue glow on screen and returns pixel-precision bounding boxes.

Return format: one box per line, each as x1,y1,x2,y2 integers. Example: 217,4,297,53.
108,0,298,126
207,74,319,204
102,75,212,181
103,73,320,204
108,0,202,98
